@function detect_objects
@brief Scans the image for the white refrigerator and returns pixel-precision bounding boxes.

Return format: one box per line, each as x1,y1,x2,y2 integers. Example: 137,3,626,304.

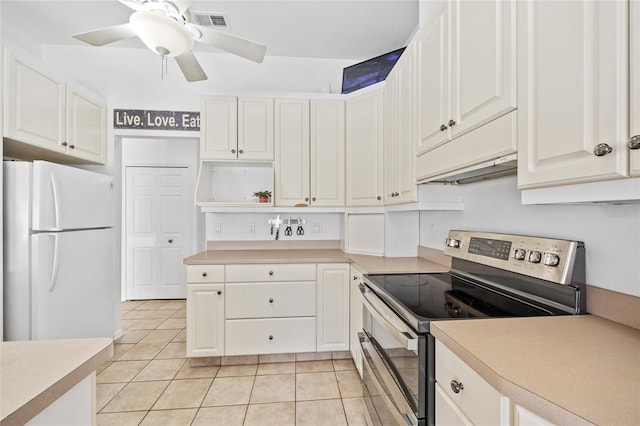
4,161,115,340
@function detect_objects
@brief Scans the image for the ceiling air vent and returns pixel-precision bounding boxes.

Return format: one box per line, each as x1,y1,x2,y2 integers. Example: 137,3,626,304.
191,12,230,29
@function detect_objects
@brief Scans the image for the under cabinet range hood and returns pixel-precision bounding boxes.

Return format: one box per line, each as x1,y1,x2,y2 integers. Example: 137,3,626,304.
417,153,517,185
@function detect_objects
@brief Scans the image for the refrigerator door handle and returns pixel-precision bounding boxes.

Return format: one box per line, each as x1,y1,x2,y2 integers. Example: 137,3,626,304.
50,173,62,231
48,234,60,293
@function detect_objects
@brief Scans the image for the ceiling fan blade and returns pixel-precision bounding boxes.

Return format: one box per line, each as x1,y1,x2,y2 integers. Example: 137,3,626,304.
195,26,266,63
175,51,208,82
174,1,192,15
117,0,145,11
72,23,136,46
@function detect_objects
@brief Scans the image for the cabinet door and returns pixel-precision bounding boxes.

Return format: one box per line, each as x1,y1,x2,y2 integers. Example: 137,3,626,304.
396,44,418,204
186,284,224,357
417,3,450,155
274,98,310,206
346,89,384,206
517,0,629,188
631,0,640,176
66,86,105,164
238,97,274,160
200,96,238,160
435,384,473,426
4,49,66,152
316,263,349,352
450,0,516,139
349,265,364,376
383,71,399,205
310,99,345,206
513,404,555,426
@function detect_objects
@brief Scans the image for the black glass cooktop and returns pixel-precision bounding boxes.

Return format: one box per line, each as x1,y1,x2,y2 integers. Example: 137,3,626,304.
364,273,568,328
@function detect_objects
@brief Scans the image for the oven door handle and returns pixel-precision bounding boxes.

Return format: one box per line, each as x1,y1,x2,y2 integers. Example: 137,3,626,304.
359,283,418,351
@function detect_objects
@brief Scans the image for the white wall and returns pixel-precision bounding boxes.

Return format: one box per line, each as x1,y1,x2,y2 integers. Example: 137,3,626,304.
205,212,342,242
419,176,640,297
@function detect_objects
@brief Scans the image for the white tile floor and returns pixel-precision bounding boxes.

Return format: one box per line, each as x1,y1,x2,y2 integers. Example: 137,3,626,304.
96,300,369,425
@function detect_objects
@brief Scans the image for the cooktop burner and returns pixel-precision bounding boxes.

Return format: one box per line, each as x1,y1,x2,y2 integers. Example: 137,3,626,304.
364,273,566,322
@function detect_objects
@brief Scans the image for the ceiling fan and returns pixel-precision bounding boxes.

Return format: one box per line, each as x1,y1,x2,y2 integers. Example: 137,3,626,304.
72,0,267,82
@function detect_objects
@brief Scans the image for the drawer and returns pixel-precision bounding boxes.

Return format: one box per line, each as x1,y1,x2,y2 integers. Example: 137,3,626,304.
226,282,316,319
225,264,316,283
225,317,316,355
435,341,504,426
187,265,225,283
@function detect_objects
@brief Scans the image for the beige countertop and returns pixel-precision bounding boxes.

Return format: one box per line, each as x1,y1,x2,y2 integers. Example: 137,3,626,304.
184,248,450,274
431,316,640,426
1,338,113,426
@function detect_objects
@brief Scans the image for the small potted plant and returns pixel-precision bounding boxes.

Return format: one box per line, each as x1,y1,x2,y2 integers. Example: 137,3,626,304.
253,190,272,203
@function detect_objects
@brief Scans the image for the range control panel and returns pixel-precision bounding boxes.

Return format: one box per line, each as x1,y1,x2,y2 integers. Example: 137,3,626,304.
443,230,582,285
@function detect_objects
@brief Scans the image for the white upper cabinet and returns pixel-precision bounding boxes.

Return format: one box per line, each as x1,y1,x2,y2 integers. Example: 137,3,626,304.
200,96,274,161
66,85,105,164
310,99,345,206
4,49,106,164
417,0,516,155
274,98,311,206
346,88,384,206
238,97,274,160
384,44,417,205
630,0,640,176
517,0,630,188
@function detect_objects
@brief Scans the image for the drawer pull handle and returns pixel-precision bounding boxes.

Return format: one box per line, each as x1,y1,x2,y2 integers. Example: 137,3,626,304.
268,271,274,276
202,272,208,277
217,290,222,295
269,298,274,303
268,335,274,340
450,380,464,394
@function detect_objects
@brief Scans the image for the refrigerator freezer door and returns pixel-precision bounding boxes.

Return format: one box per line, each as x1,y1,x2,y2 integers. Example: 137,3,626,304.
30,228,114,339
32,161,113,231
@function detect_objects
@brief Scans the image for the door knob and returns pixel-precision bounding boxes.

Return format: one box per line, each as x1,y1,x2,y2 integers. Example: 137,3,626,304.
628,135,640,150
593,143,613,156
168,239,173,244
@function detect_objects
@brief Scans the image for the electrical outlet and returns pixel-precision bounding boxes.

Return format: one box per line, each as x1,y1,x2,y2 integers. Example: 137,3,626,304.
214,222,221,234
248,223,255,234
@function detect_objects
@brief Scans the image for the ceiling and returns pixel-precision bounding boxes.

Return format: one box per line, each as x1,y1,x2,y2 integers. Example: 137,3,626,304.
1,0,420,60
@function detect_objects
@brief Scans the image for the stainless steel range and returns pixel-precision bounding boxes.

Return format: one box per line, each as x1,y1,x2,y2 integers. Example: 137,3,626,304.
358,230,586,426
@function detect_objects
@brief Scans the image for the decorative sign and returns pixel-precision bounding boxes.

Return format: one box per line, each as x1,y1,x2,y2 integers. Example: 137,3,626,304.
113,109,200,131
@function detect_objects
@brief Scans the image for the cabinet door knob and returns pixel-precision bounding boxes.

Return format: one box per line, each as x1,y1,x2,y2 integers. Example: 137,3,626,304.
168,239,173,244
312,197,316,201
440,124,448,131
217,290,222,295
269,298,274,303
69,144,75,149
305,197,309,201
593,143,613,156
268,335,274,340
202,272,208,277
353,275,358,281
377,196,382,201
268,271,274,276
231,149,236,154
448,119,456,127
238,149,244,154
62,141,68,147
450,380,464,394
628,135,640,150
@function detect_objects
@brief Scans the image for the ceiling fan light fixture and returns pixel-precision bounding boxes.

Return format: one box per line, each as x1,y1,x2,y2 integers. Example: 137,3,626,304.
130,10,193,57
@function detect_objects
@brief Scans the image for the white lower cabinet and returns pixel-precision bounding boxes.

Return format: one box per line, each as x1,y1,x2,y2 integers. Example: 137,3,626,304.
349,265,364,376
186,282,225,357
316,263,350,352
436,340,511,426
226,317,316,356
513,404,555,426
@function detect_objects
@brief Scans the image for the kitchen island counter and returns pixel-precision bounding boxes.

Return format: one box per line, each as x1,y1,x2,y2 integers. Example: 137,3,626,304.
1,338,113,425
432,315,640,426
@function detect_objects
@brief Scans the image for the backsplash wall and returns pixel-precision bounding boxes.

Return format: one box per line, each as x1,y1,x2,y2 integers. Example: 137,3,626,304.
419,176,640,297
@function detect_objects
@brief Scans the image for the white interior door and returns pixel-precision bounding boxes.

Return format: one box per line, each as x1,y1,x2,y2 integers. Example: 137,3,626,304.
126,167,191,300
